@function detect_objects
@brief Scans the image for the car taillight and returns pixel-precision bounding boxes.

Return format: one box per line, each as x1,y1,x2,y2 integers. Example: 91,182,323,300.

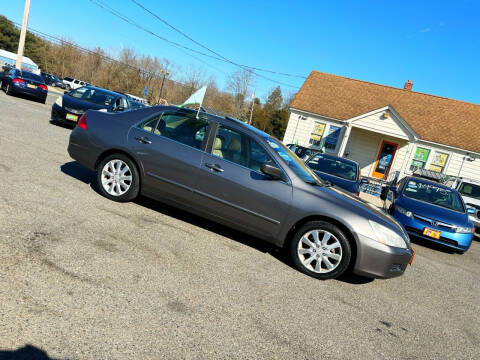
38,84,48,91
354,192,359,196
12,78,25,84
77,114,87,130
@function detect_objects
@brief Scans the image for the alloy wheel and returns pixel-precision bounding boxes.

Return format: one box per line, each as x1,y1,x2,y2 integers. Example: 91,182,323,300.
297,229,343,273
101,159,132,196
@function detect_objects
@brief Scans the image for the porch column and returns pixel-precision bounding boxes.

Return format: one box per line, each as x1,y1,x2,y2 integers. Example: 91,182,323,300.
337,124,352,157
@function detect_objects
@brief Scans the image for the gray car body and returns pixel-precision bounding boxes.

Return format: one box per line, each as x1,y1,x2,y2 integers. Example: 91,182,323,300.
68,106,413,278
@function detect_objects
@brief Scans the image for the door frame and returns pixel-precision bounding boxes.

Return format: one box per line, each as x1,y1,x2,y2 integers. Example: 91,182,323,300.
371,140,398,179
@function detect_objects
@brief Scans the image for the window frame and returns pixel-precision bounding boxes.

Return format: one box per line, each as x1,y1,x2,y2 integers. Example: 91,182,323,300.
207,121,291,183
133,110,212,152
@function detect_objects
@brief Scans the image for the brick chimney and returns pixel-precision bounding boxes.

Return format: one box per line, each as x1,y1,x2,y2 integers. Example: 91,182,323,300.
404,80,413,91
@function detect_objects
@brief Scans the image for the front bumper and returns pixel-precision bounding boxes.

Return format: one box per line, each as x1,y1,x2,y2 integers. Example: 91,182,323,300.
51,103,80,126
394,211,473,252
353,233,413,279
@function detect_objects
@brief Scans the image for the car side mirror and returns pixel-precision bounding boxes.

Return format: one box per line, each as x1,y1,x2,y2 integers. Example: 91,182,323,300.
261,163,284,180
467,207,475,214
360,178,369,184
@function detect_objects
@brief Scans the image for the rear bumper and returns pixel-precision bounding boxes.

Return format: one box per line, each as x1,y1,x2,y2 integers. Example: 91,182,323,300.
68,128,101,171
10,83,47,100
354,234,413,279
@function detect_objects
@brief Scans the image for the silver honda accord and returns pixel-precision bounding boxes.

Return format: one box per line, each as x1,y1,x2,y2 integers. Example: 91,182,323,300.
68,105,414,280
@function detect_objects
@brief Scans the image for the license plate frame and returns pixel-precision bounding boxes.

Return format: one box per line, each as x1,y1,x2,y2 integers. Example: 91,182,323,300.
423,227,441,239
27,84,36,89
66,113,78,122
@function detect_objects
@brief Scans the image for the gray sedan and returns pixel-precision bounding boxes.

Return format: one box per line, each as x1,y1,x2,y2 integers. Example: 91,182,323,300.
68,106,414,280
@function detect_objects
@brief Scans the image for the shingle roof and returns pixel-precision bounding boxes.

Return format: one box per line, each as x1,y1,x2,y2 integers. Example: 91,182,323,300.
290,71,480,153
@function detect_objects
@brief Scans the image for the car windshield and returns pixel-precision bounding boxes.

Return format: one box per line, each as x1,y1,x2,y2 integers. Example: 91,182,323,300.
458,182,480,200
69,87,115,106
307,154,358,181
20,71,43,82
265,138,322,185
403,179,465,212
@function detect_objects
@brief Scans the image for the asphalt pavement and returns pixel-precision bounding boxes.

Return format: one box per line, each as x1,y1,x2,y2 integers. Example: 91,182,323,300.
0,90,479,359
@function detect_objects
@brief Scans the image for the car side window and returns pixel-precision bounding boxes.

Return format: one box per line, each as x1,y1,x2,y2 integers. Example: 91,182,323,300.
137,115,160,134
156,112,210,150
212,125,274,172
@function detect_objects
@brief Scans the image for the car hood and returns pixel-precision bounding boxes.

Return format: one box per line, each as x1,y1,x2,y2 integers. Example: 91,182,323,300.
317,184,407,236
63,94,109,112
460,194,480,209
313,171,357,193
397,196,469,226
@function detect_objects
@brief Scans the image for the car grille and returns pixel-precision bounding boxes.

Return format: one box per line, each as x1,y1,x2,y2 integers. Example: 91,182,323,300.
412,214,456,230
64,106,85,115
405,226,458,247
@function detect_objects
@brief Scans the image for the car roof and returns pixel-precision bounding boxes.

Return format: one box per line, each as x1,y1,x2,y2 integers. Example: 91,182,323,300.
458,178,480,185
311,152,359,166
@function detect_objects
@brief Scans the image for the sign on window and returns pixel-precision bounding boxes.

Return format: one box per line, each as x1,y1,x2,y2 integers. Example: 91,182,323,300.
324,125,341,150
429,152,449,173
309,122,326,146
410,147,430,171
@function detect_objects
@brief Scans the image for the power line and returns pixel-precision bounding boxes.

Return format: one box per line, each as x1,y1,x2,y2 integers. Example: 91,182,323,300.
88,0,301,89
129,0,307,79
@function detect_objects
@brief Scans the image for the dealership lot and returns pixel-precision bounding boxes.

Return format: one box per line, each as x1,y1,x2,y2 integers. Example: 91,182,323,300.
0,92,479,359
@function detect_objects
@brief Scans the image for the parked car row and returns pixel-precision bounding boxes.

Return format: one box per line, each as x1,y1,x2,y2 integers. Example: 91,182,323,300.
0,67,48,103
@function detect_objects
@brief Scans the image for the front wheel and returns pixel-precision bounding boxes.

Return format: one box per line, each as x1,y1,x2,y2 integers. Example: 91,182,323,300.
96,154,140,202
290,221,352,280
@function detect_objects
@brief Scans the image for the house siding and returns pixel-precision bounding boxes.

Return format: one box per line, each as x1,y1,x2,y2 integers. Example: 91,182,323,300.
350,111,409,140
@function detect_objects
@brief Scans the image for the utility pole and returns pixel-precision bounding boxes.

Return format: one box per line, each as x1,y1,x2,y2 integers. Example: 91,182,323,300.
248,88,256,125
16,0,31,70
157,70,169,104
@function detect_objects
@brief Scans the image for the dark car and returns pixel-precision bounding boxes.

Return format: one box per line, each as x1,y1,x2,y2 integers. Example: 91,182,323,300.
68,106,414,280
305,153,368,195
41,72,66,89
286,144,320,161
51,86,131,126
0,68,48,103
382,176,474,253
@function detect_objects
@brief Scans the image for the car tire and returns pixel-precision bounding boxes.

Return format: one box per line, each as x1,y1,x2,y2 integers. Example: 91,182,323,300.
96,153,140,202
290,221,352,280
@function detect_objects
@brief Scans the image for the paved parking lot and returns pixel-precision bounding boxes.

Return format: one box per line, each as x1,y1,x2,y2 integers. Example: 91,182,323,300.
0,90,479,359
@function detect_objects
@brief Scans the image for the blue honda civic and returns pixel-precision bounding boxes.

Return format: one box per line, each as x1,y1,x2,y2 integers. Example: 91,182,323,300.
382,176,474,253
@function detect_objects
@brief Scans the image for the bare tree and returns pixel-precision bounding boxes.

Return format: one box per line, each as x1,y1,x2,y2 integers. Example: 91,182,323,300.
226,68,254,119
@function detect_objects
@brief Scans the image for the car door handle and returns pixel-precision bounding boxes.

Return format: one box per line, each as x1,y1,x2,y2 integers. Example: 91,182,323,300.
205,163,224,172
135,136,151,144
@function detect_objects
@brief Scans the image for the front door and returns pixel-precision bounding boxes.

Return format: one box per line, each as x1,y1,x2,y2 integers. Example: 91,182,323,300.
371,140,398,179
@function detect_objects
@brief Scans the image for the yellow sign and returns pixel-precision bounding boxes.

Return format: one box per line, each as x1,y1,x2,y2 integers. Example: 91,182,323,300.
432,153,448,167
310,123,325,142
429,164,443,173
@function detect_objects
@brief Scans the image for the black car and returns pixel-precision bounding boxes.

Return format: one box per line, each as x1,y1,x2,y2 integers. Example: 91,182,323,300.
41,72,66,89
51,85,131,126
286,144,320,161
0,68,48,103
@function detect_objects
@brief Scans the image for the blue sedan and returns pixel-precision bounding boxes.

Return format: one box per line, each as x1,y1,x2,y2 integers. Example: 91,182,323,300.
0,68,48,103
305,153,368,195
383,176,474,253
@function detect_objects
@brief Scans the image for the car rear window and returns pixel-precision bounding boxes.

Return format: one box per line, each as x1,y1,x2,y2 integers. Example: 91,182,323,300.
458,182,480,200
69,87,115,106
63,77,73,82
403,179,465,212
20,72,44,83
307,154,358,181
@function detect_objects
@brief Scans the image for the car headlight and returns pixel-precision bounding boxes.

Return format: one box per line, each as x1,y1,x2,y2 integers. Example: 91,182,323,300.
395,205,413,218
55,96,63,107
369,221,408,249
453,226,473,233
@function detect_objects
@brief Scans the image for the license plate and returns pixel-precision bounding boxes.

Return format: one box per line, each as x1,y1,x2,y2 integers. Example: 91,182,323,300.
423,227,441,239
409,248,415,265
27,84,36,89
66,113,78,122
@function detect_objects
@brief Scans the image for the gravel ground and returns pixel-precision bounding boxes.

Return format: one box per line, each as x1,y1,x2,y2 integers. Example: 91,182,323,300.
0,90,479,360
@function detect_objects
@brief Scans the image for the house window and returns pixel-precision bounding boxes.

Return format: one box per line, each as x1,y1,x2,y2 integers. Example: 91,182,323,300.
429,151,449,173
410,147,430,171
324,125,341,151
309,122,326,147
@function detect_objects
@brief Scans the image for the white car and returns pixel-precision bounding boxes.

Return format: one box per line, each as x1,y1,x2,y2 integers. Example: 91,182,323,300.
62,77,89,90
449,178,480,231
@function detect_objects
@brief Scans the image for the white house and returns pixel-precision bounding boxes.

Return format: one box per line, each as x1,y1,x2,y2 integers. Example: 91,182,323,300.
284,71,480,183
0,49,40,74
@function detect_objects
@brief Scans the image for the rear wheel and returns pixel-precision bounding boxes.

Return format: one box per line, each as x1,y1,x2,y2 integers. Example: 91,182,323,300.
290,221,351,280
96,154,140,202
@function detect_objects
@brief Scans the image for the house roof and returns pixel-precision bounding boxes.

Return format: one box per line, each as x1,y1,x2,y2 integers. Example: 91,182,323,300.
290,71,480,153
